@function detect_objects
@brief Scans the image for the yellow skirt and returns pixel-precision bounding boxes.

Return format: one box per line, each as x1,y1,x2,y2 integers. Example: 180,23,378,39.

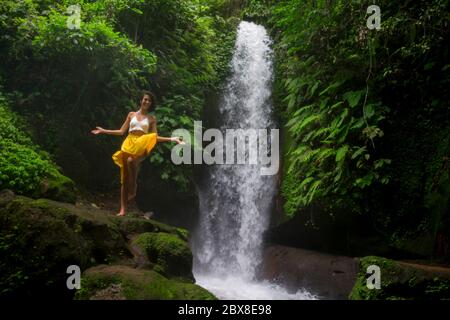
112,132,158,184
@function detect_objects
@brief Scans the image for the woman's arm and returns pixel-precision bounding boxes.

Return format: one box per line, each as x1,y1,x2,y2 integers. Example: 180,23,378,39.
91,112,133,136
157,136,183,143
150,116,184,144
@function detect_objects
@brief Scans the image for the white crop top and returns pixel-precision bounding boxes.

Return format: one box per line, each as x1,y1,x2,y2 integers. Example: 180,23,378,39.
129,112,150,133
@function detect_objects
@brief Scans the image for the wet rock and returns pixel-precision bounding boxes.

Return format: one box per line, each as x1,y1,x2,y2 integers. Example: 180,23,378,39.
260,245,359,299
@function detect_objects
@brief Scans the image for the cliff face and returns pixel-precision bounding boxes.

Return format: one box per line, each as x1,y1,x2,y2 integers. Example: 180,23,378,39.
0,189,215,300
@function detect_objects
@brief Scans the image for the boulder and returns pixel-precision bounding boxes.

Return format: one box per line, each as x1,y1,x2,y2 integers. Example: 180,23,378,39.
259,245,359,299
75,265,215,300
349,256,450,300
0,190,129,298
133,232,194,281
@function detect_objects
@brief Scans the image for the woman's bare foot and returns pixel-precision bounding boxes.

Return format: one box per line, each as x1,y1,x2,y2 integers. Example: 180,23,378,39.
116,209,126,216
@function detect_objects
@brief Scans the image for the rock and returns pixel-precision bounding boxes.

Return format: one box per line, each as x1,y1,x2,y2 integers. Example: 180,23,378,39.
0,192,130,298
349,256,450,300
113,215,186,239
0,196,91,298
259,245,359,299
133,232,194,281
38,171,77,204
0,191,200,299
0,189,15,206
75,265,216,300
143,212,154,220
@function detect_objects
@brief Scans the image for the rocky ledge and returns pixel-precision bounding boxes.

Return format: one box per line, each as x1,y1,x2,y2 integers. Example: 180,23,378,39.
0,189,215,300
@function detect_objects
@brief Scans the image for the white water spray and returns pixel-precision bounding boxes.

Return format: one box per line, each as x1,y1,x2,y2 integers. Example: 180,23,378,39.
192,21,316,300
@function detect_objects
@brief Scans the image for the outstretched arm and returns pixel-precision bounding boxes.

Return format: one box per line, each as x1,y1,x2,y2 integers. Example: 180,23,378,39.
150,116,185,144
91,112,133,136
158,136,184,143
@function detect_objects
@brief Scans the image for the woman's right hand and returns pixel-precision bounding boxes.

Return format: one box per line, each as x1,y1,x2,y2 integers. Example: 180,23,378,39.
91,126,105,135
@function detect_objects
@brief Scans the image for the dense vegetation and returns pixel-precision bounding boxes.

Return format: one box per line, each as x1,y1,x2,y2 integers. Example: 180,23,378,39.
0,0,449,300
263,0,449,260
0,89,76,202
0,0,237,217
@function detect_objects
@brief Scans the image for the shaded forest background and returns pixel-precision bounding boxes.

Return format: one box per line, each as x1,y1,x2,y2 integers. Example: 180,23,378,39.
0,0,449,262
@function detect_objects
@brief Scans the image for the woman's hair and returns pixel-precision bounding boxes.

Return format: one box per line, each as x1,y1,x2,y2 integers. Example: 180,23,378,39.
141,90,157,111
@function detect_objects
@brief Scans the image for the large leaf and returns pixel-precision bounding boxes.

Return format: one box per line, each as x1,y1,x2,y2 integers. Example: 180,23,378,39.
319,80,345,96
335,145,349,162
351,146,367,159
343,90,364,108
364,104,375,119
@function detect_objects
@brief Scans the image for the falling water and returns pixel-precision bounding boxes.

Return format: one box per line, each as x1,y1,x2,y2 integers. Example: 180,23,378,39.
192,21,316,300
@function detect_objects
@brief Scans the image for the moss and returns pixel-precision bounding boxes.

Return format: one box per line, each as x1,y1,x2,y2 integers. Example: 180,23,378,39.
112,216,177,236
40,171,77,204
75,265,216,300
176,228,189,242
349,256,450,300
133,232,194,281
0,192,129,298
0,98,77,204
0,191,200,299
0,196,91,298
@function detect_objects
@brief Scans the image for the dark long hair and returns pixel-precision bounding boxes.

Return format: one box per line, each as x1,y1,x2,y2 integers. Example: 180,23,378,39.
141,90,157,112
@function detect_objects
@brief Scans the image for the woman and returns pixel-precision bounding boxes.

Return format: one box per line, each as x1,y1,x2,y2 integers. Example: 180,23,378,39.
91,91,184,216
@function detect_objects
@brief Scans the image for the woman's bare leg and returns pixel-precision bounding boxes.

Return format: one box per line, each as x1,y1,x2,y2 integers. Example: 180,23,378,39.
117,154,130,216
128,154,146,201
127,157,137,201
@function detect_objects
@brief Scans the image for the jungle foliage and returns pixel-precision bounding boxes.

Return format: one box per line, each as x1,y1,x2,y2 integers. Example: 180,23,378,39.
0,89,76,202
0,0,238,197
267,0,449,254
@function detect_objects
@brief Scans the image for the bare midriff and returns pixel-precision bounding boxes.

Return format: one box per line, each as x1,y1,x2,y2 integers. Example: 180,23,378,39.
129,130,146,136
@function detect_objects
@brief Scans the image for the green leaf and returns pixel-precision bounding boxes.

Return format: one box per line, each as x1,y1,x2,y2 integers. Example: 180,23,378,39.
343,90,364,108
308,82,320,97
317,148,335,161
350,117,365,130
298,177,314,191
329,101,343,111
351,146,367,159
364,104,375,119
335,145,349,162
290,114,321,134
319,80,344,96
131,8,144,15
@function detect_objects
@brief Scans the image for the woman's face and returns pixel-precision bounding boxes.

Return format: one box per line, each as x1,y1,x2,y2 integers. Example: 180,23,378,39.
141,94,152,111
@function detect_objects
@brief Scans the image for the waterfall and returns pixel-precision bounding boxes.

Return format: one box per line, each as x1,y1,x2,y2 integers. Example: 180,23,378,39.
192,21,316,300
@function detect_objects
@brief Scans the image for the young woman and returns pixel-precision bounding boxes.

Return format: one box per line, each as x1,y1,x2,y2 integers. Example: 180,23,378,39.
91,91,184,216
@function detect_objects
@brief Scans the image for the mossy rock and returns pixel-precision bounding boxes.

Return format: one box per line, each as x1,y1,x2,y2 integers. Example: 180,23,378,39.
349,256,450,300
75,265,216,300
0,190,129,298
133,232,194,281
38,171,77,204
112,215,188,241
0,190,198,298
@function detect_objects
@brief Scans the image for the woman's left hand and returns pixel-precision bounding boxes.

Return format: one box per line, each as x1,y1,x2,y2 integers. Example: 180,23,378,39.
173,137,186,145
